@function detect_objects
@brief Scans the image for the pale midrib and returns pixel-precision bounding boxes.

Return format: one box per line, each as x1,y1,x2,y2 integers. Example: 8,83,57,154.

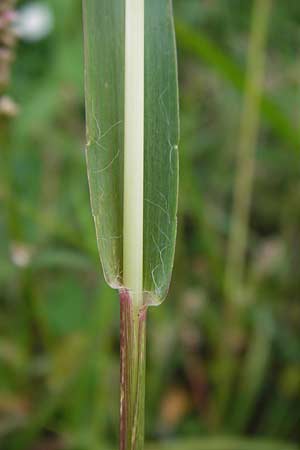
123,0,144,306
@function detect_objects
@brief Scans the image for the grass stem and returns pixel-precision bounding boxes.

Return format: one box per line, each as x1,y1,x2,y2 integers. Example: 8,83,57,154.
216,0,272,423
225,0,272,304
120,290,147,450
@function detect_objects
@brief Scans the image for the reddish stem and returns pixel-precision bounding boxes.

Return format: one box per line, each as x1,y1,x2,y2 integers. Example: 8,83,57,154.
120,289,147,450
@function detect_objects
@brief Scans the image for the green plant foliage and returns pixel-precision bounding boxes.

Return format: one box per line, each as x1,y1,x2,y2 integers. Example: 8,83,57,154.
82,0,125,289
82,0,179,304
143,0,179,303
146,437,298,450
2,0,300,449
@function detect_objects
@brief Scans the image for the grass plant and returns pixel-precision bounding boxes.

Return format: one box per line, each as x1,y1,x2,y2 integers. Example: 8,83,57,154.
82,1,179,448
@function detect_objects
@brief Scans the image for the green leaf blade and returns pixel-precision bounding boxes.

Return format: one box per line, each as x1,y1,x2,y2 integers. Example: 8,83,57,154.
83,0,179,304
83,0,125,288
144,0,179,304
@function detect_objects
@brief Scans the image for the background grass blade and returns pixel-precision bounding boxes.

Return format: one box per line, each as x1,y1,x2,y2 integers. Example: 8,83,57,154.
225,0,272,303
216,0,272,421
175,20,300,151
146,437,297,450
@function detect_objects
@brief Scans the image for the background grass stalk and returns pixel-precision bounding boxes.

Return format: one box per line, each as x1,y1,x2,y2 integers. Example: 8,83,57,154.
216,0,272,421
225,0,272,304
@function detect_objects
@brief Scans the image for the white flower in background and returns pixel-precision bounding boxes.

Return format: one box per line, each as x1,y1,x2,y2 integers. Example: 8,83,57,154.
10,243,32,268
14,3,54,42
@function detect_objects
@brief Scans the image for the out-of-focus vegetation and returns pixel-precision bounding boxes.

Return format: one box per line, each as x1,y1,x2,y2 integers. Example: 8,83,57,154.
1,0,300,449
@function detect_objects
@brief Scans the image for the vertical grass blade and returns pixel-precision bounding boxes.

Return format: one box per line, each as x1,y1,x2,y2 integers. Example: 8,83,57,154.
216,0,272,423
225,0,272,303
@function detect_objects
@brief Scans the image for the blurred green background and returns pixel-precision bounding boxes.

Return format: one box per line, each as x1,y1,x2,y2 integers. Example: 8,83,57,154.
1,0,300,449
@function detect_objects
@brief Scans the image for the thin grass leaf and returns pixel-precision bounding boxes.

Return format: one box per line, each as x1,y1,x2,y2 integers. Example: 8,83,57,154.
228,309,273,432
175,20,300,152
215,0,272,422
